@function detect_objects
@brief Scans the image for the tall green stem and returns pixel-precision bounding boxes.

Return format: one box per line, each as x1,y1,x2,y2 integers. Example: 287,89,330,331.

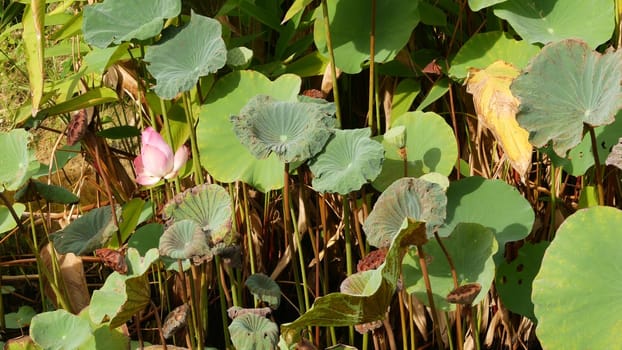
368,0,377,134
321,0,341,127
182,91,203,184
283,163,305,313
588,126,605,205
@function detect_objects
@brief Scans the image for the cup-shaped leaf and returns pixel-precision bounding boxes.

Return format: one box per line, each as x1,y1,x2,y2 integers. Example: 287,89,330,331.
403,223,498,310
163,184,232,252
0,129,40,192
159,220,209,260
144,11,227,99
363,177,447,248
231,95,335,164
511,39,622,157
82,0,181,48
50,205,120,255
532,206,622,349
229,314,279,350
309,128,384,194
245,273,281,310
30,309,93,349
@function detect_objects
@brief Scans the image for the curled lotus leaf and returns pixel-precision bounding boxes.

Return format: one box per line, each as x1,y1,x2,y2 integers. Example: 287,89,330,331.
309,128,384,194
231,95,336,163
163,184,233,250
228,313,279,350
363,177,447,248
245,273,281,310
159,220,209,259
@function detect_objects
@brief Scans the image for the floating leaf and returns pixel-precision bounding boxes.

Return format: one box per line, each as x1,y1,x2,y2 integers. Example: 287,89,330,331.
309,128,384,194
163,184,233,254
0,129,40,192
159,220,209,260
533,207,622,349
82,0,181,48
313,0,420,74
144,11,227,99
493,0,614,48
363,177,447,248
373,112,457,191
50,205,119,255
496,241,548,321
512,39,622,157
438,177,534,263
245,273,281,310
197,70,301,192
229,314,279,350
231,95,335,164
30,309,93,350
466,60,532,177
403,223,497,310
449,31,539,80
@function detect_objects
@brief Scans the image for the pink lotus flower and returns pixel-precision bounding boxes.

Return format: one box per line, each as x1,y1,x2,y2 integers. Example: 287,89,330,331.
134,127,189,186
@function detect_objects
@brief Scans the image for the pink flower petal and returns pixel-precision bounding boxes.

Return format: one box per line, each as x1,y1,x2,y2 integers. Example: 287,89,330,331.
141,144,173,178
164,145,189,179
135,173,162,186
141,127,174,161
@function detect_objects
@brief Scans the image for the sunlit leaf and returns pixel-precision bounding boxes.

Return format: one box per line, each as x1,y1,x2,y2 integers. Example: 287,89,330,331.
82,0,181,48
309,128,384,194
22,1,45,115
468,0,506,11
493,0,614,48
144,11,227,99
0,203,25,234
229,314,279,350
512,39,622,157
0,129,40,192
466,60,532,177
159,220,209,260
30,309,93,350
36,87,118,118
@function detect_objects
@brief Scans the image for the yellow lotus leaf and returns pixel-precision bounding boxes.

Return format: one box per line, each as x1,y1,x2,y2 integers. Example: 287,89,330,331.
466,60,532,177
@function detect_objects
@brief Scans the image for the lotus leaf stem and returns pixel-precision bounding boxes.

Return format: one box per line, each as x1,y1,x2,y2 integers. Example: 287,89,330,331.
588,126,605,206
321,0,341,127
182,91,204,185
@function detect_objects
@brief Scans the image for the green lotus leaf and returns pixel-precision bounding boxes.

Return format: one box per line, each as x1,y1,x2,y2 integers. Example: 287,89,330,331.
495,241,548,321
364,177,446,248
533,206,622,348
91,323,130,349
309,128,384,194
227,47,253,69
229,314,279,350
0,203,25,235
231,95,335,164
512,39,622,157
14,180,79,204
163,184,233,251
4,335,41,350
449,31,539,80
144,11,227,99
468,0,506,11
313,0,420,74
493,0,614,48
0,129,40,192
281,219,424,337
437,176,534,263
125,247,159,277
5,306,36,329
372,112,457,191
50,205,120,255
30,309,93,350
546,111,622,176
159,220,209,259
402,223,498,310
197,70,301,192
245,273,281,310
89,272,150,329
82,0,181,48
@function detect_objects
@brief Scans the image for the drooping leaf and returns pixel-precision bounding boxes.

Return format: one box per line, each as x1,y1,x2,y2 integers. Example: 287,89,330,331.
245,273,281,310
313,0,420,74
50,205,119,255
159,220,209,260
390,79,421,121
144,11,227,99
229,314,279,350
309,128,384,194
14,180,79,204
82,0,181,48
496,241,548,321
373,112,457,191
30,309,93,350
163,184,233,254
281,220,424,338
511,39,622,157
36,87,118,118
363,177,447,248
533,207,622,349
231,95,335,164
197,70,301,192
437,176,534,263
403,223,498,310
466,60,532,177
449,31,539,80
493,0,614,48
22,1,45,116
0,129,40,192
